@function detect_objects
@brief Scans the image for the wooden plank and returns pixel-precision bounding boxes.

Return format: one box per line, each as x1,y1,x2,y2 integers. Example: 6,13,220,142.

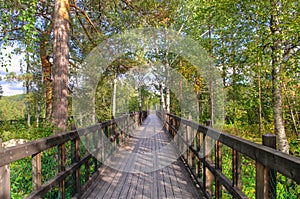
127,141,143,198
141,136,153,199
74,137,81,194
256,161,266,199
81,165,113,198
155,133,165,199
32,153,42,190
59,144,66,199
156,134,172,198
81,114,203,199
232,149,242,188
0,139,10,199
102,169,122,198
167,162,183,198
215,140,222,199
0,131,79,167
112,144,137,198
256,134,277,199
72,169,100,198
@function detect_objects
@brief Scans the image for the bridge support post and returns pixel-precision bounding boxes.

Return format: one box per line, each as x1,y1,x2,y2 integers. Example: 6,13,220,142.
32,152,42,191
256,133,277,199
215,140,222,199
71,124,81,195
204,120,213,197
232,149,242,196
59,143,66,199
0,139,10,199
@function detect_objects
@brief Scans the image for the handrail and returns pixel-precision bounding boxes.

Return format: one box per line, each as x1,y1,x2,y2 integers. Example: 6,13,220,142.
0,111,149,199
157,111,300,199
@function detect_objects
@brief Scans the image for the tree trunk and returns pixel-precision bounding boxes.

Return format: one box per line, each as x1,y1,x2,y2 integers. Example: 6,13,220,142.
138,86,142,111
208,24,214,127
256,7,263,135
179,58,183,116
112,78,117,118
26,54,31,127
270,0,290,153
159,83,165,111
40,22,53,120
36,91,41,127
165,72,170,113
36,77,42,127
41,47,52,120
257,60,263,135
26,86,31,127
52,0,70,133
165,51,170,113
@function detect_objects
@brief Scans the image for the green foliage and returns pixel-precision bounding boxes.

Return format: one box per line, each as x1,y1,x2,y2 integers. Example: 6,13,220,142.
0,94,26,120
289,138,300,157
277,175,300,199
0,121,53,142
219,145,299,199
10,158,32,198
128,96,139,112
0,0,299,197
7,138,100,198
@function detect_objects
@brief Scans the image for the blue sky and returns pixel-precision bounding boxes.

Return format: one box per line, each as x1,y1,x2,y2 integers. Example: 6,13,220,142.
0,47,25,96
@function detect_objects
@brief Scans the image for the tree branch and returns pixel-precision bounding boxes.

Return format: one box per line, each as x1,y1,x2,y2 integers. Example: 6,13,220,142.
74,10,97,46
70,4,102,37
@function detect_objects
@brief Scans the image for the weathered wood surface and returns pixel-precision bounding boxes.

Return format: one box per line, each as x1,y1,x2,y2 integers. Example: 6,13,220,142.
81,114,202,199
163,113,300,184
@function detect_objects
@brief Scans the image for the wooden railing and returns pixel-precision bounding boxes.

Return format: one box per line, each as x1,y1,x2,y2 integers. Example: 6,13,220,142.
157,111,300,199
0,111,148,199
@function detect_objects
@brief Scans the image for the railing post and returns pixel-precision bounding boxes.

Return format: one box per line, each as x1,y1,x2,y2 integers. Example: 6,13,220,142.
232,148,242,195
139,111,142,125
85,158,90,183
205,120,213,196
113,119,117,148
75,137,81,193
135,113,139,127
32,152,42,191
215,140,222,199
71,124,81,194
187,116,193,167
0,139,10,199
195,129,200,179
166,114,170,134
256,133,277,199
93,128,99,170
59,143,66,199
125,115,129,139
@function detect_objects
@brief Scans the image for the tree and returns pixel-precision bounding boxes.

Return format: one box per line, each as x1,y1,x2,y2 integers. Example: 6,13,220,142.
0,84,3,98
269,0,289,153
52,0,70,133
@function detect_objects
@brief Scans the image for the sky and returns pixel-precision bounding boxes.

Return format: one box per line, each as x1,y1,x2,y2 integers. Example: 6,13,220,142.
0,47,25,96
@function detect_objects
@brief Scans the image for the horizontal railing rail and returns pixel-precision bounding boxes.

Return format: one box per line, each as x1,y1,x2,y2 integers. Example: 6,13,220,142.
0,111,148,199
157,111,300,199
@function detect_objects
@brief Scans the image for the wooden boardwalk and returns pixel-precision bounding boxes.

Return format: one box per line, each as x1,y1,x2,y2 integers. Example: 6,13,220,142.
81,114,202,199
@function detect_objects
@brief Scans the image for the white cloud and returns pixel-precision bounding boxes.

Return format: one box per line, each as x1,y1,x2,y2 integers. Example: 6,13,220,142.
1,82,24,96
0,46,25,96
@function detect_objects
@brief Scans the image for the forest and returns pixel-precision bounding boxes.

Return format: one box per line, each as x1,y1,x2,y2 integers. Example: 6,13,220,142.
1,0,299,153
0,0,299,198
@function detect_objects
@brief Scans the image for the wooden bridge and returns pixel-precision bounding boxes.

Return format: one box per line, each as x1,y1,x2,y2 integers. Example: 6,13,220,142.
0,111,300,198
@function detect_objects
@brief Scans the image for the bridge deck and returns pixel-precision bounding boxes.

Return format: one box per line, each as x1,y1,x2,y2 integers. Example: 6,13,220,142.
81,114,202,199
